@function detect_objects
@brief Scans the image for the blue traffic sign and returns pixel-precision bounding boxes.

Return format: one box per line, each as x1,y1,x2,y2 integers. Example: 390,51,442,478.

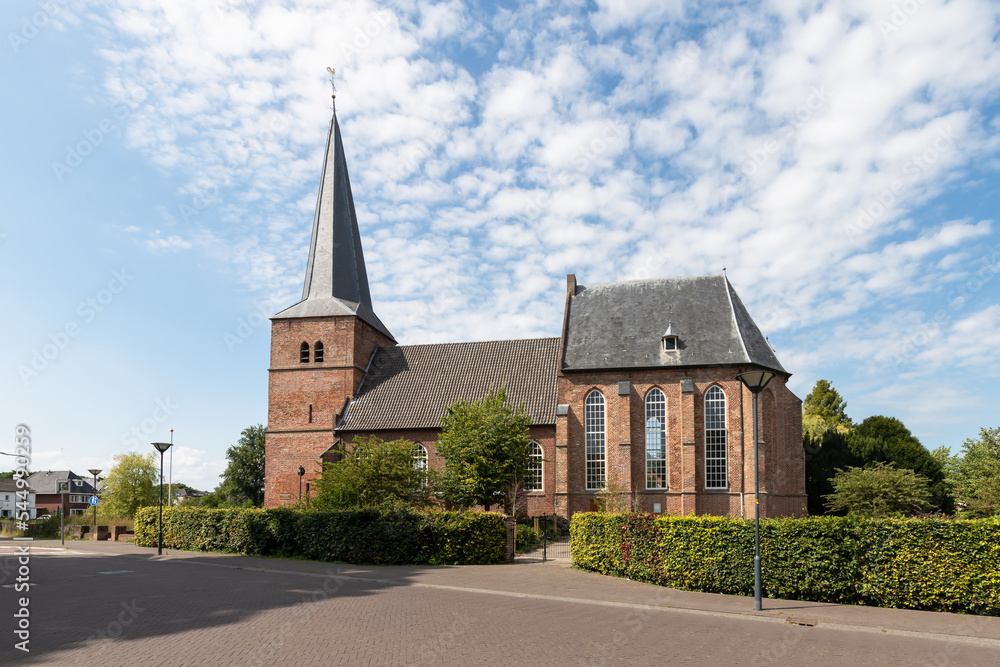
89,495,99,506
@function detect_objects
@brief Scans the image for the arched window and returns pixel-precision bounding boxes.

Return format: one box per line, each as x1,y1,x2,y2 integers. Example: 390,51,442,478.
412,443,427,471
412,443,428,488
705,385,728,489
585,390,606,490
314,341,324,363
299,342,310,363
645,388,667,489
526,441,543,492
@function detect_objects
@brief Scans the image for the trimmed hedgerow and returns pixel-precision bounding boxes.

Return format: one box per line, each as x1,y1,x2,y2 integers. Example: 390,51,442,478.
134,507,505,565
571,513,1000,615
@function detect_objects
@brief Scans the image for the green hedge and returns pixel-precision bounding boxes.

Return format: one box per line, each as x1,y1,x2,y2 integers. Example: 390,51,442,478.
134,507,506,565
571,513,1000,615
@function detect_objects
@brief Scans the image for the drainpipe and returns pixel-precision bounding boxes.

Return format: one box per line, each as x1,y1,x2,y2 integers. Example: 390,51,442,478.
739,374,746,519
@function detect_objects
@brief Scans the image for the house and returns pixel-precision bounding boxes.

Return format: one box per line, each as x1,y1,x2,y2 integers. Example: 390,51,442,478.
27,471,97,517
0,479,36,520
264,109,807,519
173,487,207,505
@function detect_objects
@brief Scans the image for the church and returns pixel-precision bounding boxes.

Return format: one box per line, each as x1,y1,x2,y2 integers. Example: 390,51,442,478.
264,109,807,519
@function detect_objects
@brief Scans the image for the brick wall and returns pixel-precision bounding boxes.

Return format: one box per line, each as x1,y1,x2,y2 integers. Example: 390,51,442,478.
556,366,806,520
264,319,805,517
264,315,394,508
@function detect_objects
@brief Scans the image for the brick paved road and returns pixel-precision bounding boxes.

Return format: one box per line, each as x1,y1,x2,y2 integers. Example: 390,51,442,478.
1,543,997,666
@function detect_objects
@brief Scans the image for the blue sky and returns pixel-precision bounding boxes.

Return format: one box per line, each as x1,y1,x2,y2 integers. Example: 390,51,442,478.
2,0,998,492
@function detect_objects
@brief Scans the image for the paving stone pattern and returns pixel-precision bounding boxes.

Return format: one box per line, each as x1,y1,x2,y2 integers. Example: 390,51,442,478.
1,542,997,666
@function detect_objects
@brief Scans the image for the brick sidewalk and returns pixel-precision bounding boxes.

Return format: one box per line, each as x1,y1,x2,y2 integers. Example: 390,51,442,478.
2,540,997,666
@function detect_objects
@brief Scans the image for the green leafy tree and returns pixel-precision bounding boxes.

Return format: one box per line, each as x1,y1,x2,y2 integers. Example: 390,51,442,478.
154,482,206,506
218,424,266,507
952,427,1000,517
183,492,224,508
313,437,433,510
850,415,951,511
802,379,852,438
824,462,932,517
804,429,860,515
103,452,158,518
436,387,533,514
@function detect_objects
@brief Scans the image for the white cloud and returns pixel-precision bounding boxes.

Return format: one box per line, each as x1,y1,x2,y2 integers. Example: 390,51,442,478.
82,0,1000,439
145,234,192,252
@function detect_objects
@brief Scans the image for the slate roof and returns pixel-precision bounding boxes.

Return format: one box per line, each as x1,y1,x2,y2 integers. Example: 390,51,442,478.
562,275,786,374
25,470,96,495
272,113,394,341
339,338,561,431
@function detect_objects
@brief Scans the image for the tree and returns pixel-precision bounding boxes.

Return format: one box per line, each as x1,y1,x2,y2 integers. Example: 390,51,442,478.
824,462,932,517
313,437,433,510
952,427,1000,517
851,415,951,511
804,429,860,515
103,452,158,518
802,379,852,438
436,387,533,514
218,424,266,507
184,492,224,508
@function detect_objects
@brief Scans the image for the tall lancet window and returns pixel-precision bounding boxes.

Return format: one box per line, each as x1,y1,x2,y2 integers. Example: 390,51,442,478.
412,443,428,488
300,342,310,363
314,341,324,363
526,442,543,492
585,390,606,490
645,388,667,489
705,386,728,489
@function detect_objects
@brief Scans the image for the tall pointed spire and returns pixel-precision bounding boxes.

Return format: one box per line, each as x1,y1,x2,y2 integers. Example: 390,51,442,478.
273,103,394,341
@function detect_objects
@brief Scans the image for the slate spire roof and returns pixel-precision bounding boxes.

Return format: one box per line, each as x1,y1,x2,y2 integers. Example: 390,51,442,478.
561,274,787,374
272,112,394,341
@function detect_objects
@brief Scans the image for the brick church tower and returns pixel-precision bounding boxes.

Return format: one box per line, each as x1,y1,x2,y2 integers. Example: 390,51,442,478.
264,111,395,508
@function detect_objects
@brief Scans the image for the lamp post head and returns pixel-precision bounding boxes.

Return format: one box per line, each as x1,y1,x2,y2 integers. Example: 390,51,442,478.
88,468,102,477
737,370,776,394
151,442,172,454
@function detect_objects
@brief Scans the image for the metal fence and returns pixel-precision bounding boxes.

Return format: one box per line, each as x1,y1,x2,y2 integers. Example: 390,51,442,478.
517,515,571,562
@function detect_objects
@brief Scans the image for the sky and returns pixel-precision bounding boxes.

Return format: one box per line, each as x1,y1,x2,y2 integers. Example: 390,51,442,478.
2,0,998,492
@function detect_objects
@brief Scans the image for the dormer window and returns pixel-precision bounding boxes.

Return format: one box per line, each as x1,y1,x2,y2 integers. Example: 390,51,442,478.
300,342,310,363
661,323,679,351
314,341,324,363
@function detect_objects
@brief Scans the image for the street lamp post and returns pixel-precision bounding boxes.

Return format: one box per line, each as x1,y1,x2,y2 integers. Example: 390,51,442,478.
297,466,305,502
151,441,173,556
736,369,776,612
88,468,101,537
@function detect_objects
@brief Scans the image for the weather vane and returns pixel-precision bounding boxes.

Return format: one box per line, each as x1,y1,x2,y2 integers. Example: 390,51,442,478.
327,66,337,112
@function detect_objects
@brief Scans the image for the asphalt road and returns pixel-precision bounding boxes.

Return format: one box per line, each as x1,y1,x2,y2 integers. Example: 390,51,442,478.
0,541,996,666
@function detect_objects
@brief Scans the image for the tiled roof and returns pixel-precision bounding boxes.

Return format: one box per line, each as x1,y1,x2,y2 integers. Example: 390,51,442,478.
339,338,560,431
0,479,31,493
25,471,96,495
562,275,787,374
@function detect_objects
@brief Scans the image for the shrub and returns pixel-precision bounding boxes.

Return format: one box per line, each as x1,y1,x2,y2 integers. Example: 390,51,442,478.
514,523,539,553
0,515,60,539
571,513,1000,615
134,507,505,566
